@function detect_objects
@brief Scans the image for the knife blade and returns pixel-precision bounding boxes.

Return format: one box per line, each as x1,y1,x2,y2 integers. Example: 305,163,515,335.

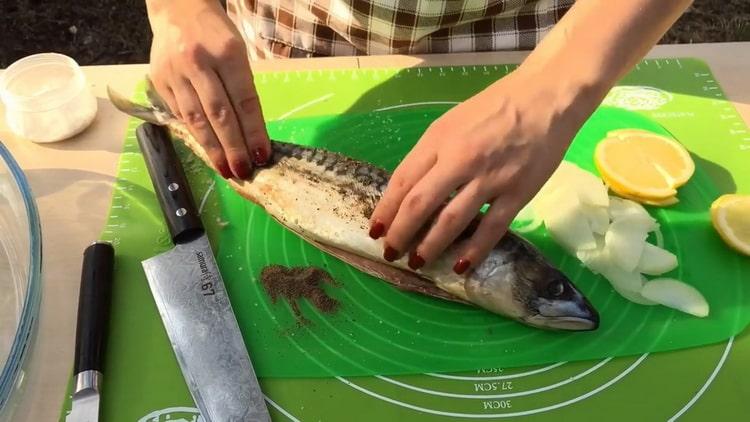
66,241,115,422
136,122,270,422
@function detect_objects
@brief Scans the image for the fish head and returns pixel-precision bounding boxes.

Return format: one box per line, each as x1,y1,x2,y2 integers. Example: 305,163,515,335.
519,265,600,331
466,234,599,331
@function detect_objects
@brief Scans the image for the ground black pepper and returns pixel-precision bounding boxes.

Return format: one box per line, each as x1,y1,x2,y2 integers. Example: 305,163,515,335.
260,265,341,327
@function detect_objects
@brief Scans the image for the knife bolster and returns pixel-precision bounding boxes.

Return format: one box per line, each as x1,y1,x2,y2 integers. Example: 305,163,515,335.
74,369,102,395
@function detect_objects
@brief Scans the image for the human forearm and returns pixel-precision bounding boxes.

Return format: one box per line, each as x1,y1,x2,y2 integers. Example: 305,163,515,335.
516,0,693,121
146,0,221,16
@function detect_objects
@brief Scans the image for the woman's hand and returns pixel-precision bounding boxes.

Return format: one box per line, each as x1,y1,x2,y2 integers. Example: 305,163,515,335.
146,0,270,179
368,68,595,274
367,0,691,274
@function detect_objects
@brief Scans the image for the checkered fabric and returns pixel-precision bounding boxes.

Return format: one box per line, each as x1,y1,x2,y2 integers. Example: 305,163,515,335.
227,0,573,60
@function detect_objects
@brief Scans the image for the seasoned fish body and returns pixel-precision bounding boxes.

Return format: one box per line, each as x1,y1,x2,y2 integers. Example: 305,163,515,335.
108,83,599,331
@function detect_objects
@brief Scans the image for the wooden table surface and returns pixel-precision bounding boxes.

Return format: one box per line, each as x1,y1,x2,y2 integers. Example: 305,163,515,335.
1,42,748,421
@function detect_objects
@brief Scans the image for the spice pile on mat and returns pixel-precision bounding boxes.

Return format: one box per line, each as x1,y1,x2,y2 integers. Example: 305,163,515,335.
260,265,341,327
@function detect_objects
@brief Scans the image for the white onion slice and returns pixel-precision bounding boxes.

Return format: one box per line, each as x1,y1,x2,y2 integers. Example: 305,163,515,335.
582,204,610,235
541,189,597,252
641,279,709,317
611,278,658,306
608,196,658,231
637,243,678,275
654,227,665,249
600,265,644,293
558,163,609,207
604,216,651,272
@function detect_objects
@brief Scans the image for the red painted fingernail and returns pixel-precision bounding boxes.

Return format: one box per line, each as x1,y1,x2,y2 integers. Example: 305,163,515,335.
235,161,251,179
218,162,232,179
253,148,269,167
408,251,425,270
369,221,385,239
453,258,471,275
384,245,399,262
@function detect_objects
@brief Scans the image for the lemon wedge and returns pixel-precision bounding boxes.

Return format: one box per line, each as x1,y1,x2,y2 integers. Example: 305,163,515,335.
711,194,750,256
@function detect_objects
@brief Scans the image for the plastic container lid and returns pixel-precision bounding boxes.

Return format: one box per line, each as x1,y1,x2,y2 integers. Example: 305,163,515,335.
0,53,97,143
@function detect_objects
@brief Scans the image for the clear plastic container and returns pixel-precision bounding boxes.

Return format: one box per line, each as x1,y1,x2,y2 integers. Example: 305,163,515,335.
0,53,97,143
0,141,42,419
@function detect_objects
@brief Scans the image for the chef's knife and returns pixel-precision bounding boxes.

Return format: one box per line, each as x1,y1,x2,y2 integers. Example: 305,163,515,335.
66,241,115,422
136,122,270,422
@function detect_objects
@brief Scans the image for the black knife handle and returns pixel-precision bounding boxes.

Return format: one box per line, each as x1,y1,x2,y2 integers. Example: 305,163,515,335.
73,241,115,375
136,122,203,244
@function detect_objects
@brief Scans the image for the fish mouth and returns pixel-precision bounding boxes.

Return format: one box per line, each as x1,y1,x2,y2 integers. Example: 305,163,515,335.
526,315,599,331
525,295,600,331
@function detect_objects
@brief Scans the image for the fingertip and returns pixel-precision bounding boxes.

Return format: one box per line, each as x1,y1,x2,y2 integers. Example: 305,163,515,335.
208,151,232,179
229,156,252,180
408,250,425,270
252,146,269,167
217,160,232,179
453,258,471,275
369,219,385,239
383,245,399,262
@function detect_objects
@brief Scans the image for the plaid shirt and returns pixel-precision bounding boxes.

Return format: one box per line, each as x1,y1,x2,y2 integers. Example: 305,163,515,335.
227,0,573,60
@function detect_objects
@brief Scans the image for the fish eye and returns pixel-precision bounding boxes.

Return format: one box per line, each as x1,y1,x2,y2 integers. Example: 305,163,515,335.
547,280,565,297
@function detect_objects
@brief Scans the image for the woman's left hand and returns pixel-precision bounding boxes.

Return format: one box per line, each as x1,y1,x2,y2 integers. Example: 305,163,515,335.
368,67,595,274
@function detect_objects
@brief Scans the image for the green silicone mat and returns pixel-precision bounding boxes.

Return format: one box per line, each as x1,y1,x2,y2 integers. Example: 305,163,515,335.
216,105,747,378
60,57,750,421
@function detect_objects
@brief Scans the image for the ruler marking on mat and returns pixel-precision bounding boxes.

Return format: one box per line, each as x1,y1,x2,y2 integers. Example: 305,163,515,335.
425,361,566,381
264,395,302,422
336,354,648,418
197,180,216,215
276,93,334,120
375,358,611,399
374,101,460,112
668,337,734,422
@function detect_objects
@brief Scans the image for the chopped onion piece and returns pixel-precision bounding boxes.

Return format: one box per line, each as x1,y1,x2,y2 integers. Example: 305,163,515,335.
641,278,709,317
611,279,659,306
637,243,678,275
582,204,610,235
654,227,665,249
576,241,609,275
541,189,597,252
516,203,534,221
600,265,644,293
604,216,651,272
608,196,658,231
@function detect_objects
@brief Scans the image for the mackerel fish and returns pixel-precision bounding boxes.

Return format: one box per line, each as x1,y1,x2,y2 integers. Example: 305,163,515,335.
107,82,599,331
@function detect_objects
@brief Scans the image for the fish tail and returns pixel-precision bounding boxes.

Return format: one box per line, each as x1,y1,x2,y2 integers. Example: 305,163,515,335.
106,77,175,125
144,75,174,116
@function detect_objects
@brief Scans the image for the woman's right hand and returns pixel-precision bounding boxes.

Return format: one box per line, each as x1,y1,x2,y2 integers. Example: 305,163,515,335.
146,0,270,179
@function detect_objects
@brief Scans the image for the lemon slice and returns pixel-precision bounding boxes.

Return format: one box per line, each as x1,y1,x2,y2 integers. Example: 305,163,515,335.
612,190,679,207
711,194,750,256
607,128,656,138
594,130,695,200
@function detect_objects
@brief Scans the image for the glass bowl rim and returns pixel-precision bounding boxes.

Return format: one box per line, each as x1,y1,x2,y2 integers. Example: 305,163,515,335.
0,140,43,410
